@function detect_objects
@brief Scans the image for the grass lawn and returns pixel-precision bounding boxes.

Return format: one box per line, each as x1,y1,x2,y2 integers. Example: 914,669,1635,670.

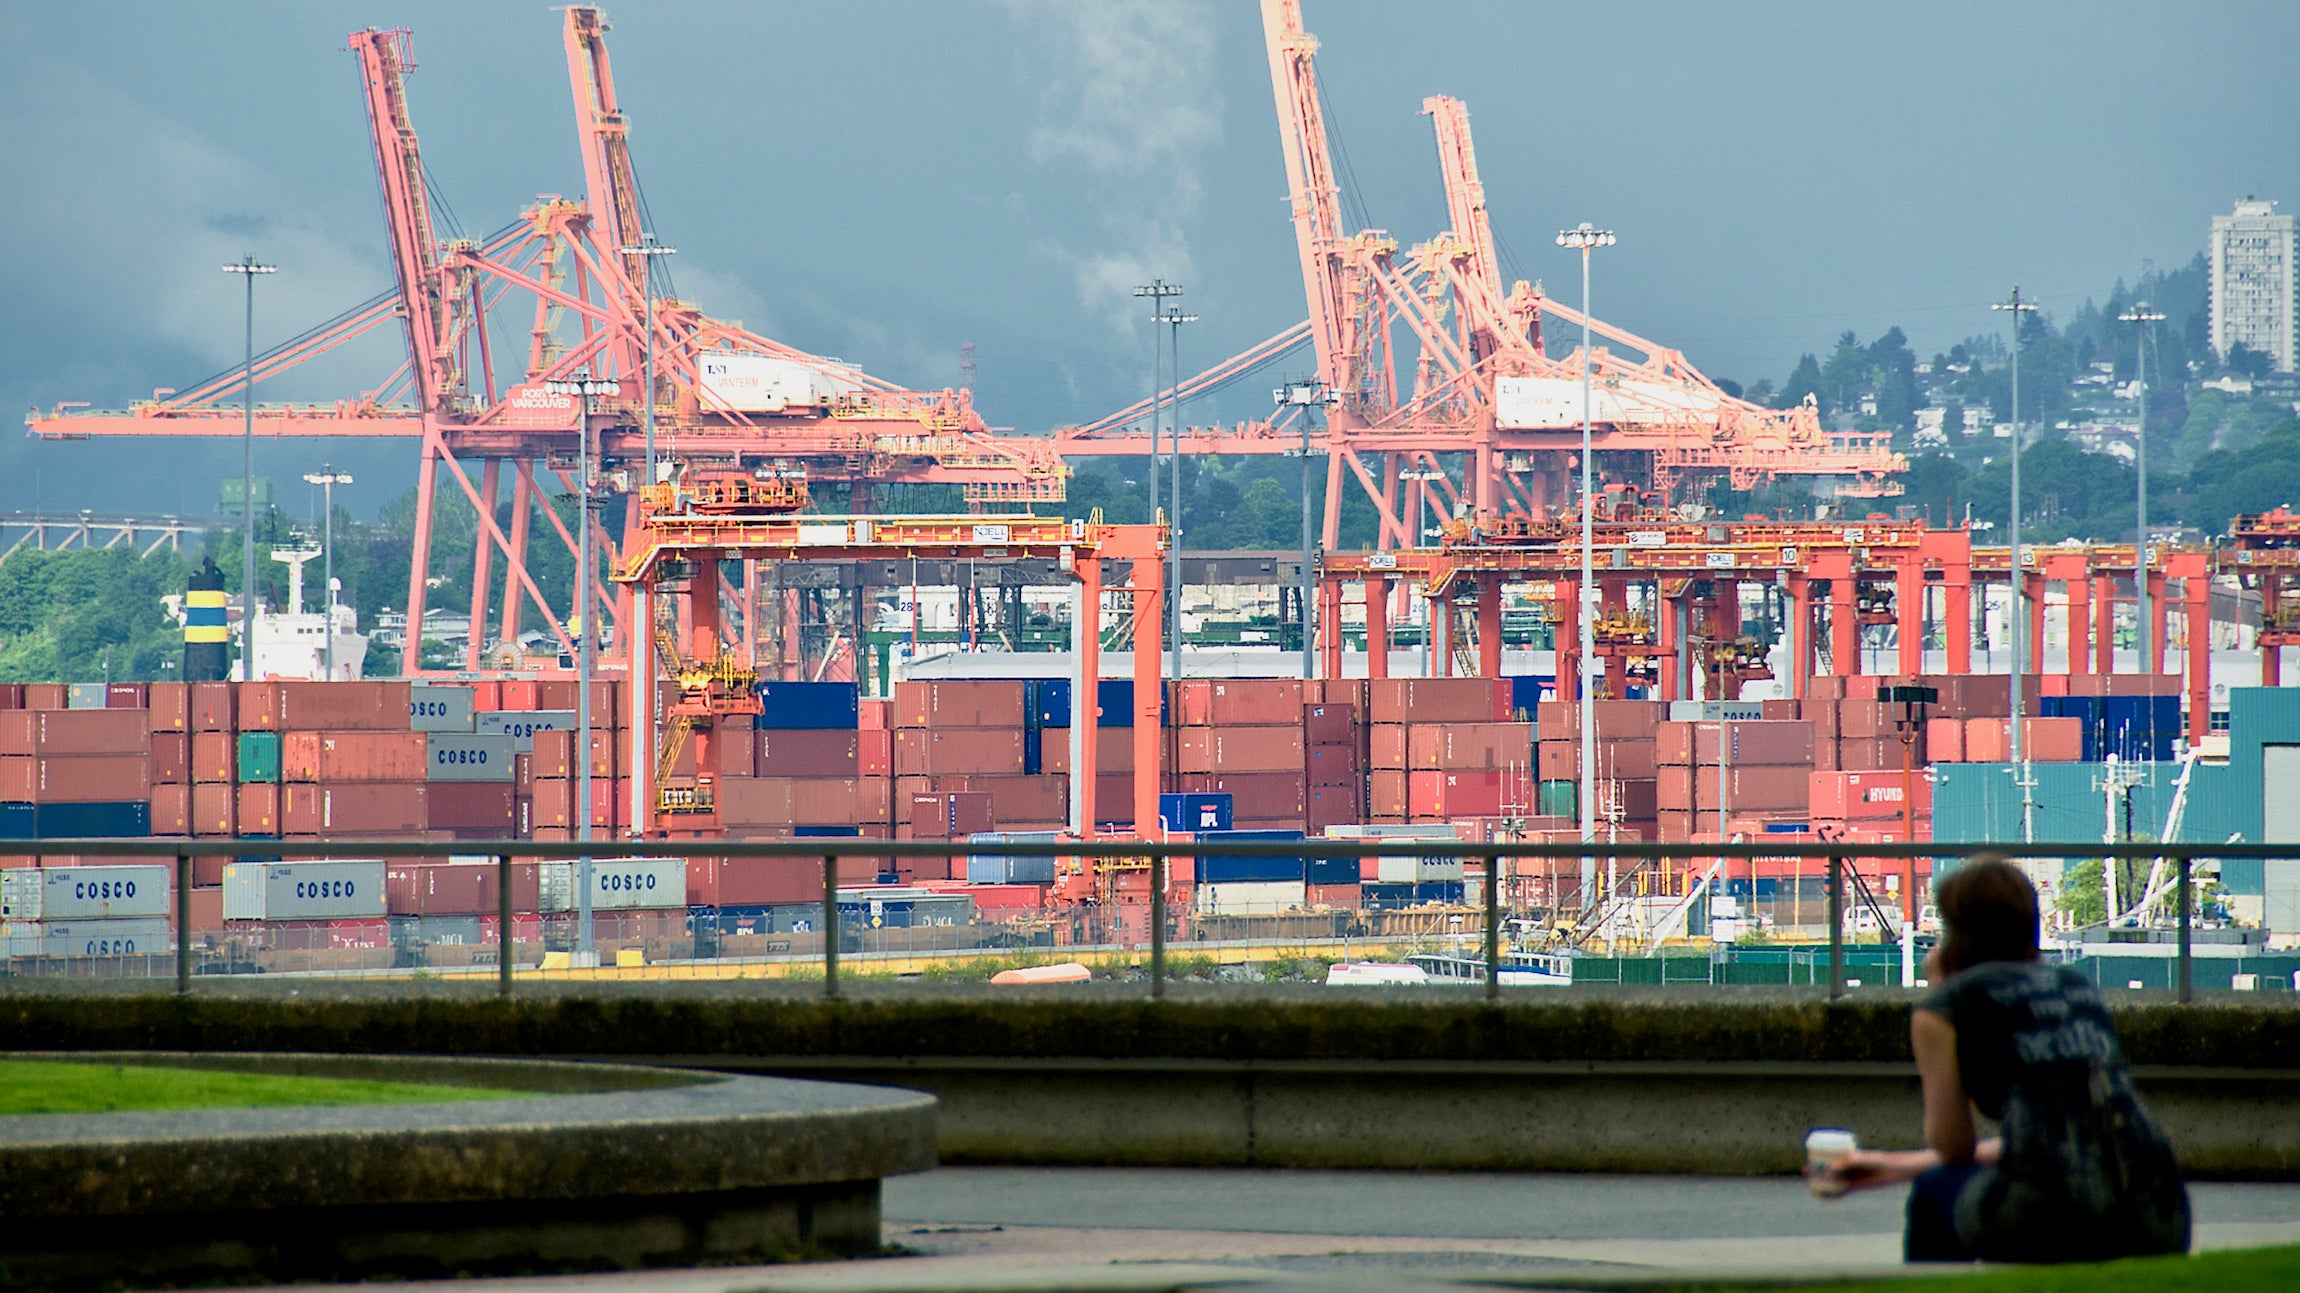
0,1059,525,1115
1643,1242,2300,1293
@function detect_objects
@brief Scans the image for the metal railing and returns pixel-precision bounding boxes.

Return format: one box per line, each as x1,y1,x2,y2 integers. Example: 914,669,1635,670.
5,839,2286,1004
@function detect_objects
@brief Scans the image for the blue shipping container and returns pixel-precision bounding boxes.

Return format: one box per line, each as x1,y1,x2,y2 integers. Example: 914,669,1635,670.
1504,675,1548,724
0,802,33,840
34,801,151,839
753,681,860,730
1306,854,1360,886
1160,793,1234,833
1195,828,1307,883
1020,678,1164,728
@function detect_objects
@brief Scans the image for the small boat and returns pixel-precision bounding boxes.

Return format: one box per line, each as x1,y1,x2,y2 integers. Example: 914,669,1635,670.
1326,960,1431,985
1402,950,1575,987
990,961,1092,985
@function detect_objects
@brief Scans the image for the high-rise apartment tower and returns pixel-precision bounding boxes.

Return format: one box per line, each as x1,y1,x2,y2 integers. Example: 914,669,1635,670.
2211,197,2296,372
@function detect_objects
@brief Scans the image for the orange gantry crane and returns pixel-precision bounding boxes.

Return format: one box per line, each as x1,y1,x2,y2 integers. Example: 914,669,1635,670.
26,12,1064,676
1056,0,1906,551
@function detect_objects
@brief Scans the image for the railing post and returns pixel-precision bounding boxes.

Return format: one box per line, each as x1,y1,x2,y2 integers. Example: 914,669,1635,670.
1484,852,1501,1002
1150,848,1167,1001
497,852,514,998
1827,852,1845,1001
822,853,839,1000
176,850,191,996
2177,855,2193,1004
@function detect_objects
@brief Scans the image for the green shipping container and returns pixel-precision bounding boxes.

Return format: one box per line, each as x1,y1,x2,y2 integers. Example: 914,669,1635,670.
1537,779,1578,819
236,730,282,784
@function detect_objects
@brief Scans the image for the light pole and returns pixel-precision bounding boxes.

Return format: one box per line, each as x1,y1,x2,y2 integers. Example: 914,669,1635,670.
303,466,353,679
2120,303,2165,671
1993,287,2038,842
619,237,678,483
621,236,675,842
1277,381,1335,678
543,370,621,959
1133,281,1183,521
1160,304,1197,669
223,256,276,680
1557,223,1614,864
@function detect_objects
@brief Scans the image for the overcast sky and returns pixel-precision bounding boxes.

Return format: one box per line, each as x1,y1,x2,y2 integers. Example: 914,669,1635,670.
2,1,2294,520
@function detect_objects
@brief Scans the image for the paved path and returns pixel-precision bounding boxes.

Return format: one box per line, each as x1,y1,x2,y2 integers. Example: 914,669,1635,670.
271,1168,2300,1293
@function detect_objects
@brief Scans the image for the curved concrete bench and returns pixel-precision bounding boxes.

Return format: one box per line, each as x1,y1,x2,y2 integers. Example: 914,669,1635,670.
0,1051,936,1290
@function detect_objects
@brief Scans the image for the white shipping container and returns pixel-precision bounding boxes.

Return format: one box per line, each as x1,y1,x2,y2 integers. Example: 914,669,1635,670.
425,733,518,782
410,683,477,733
66,683,109,710
223,861,388,920
1,865,171,921
1196,880,1307,917
2,918,173,958
476,710,576,749
1376,854,1467,884
697,352,856,413
538,857,687,911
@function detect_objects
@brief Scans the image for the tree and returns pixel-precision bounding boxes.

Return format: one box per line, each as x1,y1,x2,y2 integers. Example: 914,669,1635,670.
2225,342,2275,380
1778,354,1825,411
2187,418,2300,533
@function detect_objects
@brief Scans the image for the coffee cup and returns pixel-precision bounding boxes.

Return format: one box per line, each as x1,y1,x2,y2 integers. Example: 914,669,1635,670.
1805,1127,1857,1198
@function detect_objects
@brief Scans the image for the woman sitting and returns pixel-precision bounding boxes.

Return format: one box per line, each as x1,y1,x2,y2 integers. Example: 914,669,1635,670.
1819,856,2190,1263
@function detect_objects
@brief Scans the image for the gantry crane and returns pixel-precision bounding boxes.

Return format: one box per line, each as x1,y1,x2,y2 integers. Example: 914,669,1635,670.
27,11,1064,676
1056,0,1906,552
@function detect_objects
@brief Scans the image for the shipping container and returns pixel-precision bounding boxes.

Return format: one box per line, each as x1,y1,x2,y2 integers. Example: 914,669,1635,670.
1157,792,1233,833
1305,743,1360,787
0,708,152,756
426,733,519,782
23,684,66,711
273,681,413,732
539,856,687,911
755,729,862,777
279,783,430,835
1535,699,1663,740
1370,677,1509,725
1174,771,1305,820
189,682,234,732
753,680,861,730
280,730,430,782
145,682,188,732
148,733,189,785
223,860,388,919
894,727,1028,776
892,679,1027,729
1195,880,1307,916
530,728,621,780
33,801,151,838
1809,770,1932,821
191,783,236,836
965,831,1063,884
237,731,283,783
685,855,826,908
475,710,577,747
1,864,171,920
1407,722,1535,771
1176,725,1304,774
149,783,189,836
236,783,280,834
1,917,171,958
409,683,478,733
65,683,107,710
0,755,151,803
427,782,517,834
1654,720,1816,767
1175,679,1305,727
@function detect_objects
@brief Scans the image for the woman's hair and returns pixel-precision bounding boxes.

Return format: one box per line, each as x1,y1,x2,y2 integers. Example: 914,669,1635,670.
1934,855,2041,974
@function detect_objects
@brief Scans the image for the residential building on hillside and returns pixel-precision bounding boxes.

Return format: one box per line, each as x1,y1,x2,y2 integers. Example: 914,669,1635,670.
2210,197,2295,371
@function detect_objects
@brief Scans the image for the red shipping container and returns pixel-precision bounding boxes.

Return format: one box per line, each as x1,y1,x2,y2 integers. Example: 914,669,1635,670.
464,680,503,712
272,681,414,732
147,733,190,785
1926,717,1965,763
145,682,189,733
1303,703,1358,747
1369,677,1508,724
858,729,892,778
281,731,429,782
105,683,148,709
688,855,823,907
1407,769,1510,819
233,782,280,834
892,679,1027,728
1088,774,1135,824
1407,722,1534,771
1657,764,1812,813
189,682,234,732
1843,675,1881,700
1306,883,1361,909
1176,725,1303,774
974,774,1068,828
893,727,1027,776
1654,720,1815,767
1836,737,1918,772
500,680,543,710
192,782,236,836
429,782,517,833
149,783,190,835
514,752,535,794
530,728,621,779
1316,678,1368,710
0,755,150,803
236,683,281,730
1306,784,1360,831
1305,743,1359,787
1368,769,1409,819
1536,700,1663,740
0,684,20,710
281,782,430,834
191,730,236,783
1543,738,1655,781
1809,771,1931,821
858,698,892,730
1175,678,1304,727
537,679,620,720
24,683,66,710
1368,724,1408,770
0,708,153,756
755,729,861,777
1177,771,1306,819
903,791,995,839
717,729,756,778
187,886,224,933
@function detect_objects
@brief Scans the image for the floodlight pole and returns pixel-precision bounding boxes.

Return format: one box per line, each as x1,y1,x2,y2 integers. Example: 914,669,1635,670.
544,370,621,960
303,466,353,678
1994,288,2039,843
223,256,276,680
2120,303,2166,670
1558,223,1615,904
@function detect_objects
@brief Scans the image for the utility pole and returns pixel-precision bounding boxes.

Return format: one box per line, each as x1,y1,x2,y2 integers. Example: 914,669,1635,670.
223,256,276,681
2120,303,2165,671
1993,287,2039,843
1277,381,1334,678
621,236,676,842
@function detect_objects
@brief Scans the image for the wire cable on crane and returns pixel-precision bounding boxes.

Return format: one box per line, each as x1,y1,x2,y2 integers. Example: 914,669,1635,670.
1315,81,1373,235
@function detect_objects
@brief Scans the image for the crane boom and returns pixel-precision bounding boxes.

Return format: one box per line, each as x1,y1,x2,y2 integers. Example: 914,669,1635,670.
1260,0,1351,394
349,28,454,411
563,5,648,379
